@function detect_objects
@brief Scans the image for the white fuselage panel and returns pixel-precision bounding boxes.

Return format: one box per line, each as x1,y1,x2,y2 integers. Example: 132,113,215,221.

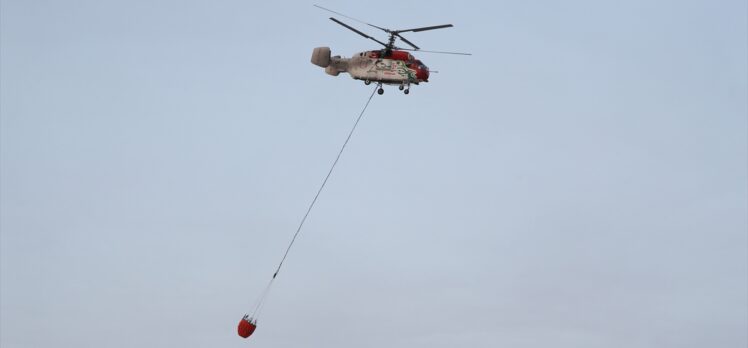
345,56,418,84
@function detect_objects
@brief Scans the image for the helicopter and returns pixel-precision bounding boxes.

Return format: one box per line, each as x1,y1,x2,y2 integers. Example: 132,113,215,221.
311,5,471,95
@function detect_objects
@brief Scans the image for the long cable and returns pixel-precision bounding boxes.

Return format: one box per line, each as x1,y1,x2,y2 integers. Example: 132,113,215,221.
272,86,378,279
249,86,378,318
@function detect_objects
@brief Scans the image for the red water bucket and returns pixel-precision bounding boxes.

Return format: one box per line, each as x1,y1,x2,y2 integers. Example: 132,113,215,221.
237,317,257,338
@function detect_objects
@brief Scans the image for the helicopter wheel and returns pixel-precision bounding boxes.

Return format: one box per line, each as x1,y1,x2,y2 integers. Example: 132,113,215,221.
404,89,409,95
398,84,404,91
365,80,371,85
377,88,384,95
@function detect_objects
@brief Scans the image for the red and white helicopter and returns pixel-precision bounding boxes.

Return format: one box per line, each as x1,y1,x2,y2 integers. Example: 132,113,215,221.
311,5,471,95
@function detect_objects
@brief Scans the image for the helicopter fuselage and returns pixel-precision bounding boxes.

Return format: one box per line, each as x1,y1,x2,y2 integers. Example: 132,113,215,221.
313,48,429,89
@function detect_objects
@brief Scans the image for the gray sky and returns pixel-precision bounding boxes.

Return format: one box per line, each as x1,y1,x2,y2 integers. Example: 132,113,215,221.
1,1,746,347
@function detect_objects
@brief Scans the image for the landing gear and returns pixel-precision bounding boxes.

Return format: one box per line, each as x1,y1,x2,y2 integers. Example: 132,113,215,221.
398,84,404,91
364,80,371,85
404,89,409,95
375,82,384,95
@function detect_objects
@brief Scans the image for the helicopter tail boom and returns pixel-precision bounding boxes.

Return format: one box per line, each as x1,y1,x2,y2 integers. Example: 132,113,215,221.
312,47,349,76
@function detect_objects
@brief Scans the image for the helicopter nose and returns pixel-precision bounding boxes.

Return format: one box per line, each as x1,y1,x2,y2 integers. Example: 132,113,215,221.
416,68,429,81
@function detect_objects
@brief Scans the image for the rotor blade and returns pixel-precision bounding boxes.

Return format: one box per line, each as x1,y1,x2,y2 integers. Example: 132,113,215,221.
395,24,453,33
329,17,388,47
397,48,472,56
395,33,419,50
314,4,389,32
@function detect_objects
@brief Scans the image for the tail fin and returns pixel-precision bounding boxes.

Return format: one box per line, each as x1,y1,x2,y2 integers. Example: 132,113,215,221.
311,47,331,67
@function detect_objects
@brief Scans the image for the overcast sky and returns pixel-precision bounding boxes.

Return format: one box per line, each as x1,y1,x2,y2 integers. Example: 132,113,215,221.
1,1,746,347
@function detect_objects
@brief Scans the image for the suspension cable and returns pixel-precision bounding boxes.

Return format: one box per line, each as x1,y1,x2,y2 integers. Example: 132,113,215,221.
249,86,378,318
